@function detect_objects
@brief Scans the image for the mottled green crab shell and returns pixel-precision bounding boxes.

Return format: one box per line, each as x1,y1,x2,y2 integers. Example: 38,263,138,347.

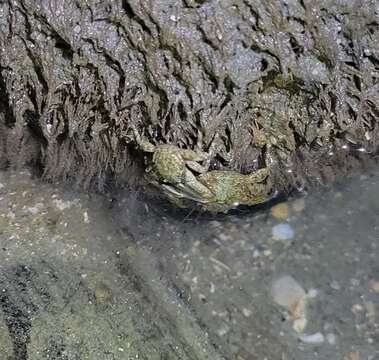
198,170,271,206
150,145,187,184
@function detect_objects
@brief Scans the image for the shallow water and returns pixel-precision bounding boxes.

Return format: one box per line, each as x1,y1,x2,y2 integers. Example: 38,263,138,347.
0,169,378,359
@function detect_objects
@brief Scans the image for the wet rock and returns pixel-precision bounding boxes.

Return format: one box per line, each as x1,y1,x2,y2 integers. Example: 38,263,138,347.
83,211,90,224
270,275,306,319
52,199,73,211
298,332,325,344
293,317,307,333
326,333,337,345
270,203,290,220
94,283,113,305
371,281,379,293
272,223,294,240
291,198,306,213
343,352,361,360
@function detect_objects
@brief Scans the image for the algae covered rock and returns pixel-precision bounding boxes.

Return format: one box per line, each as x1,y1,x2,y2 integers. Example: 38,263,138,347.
0,0,377,208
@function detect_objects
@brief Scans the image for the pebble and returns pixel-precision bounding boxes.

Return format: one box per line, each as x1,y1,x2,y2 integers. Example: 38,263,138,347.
293,317,307,333
53,199,72,211
270,203,289,219
351,303,364,314
371,281,379,293
83,211,90,223
272,223,294,240
27,206,40,215
326,333,337,345
242,308,252,317
216,324,230,337
298,332,324,344
307,288,318,298
94,283,112,305
292,198,305,212
271,275,306,318
343,352,360,360
330,280,341,290
364,301,376,322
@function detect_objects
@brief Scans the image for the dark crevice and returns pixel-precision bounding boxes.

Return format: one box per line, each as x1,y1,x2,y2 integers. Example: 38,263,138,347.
289,35,302,56
23,110,48,147
0,70,16,127
224,76,236,94
54,36,74,60
196,25,219,52
289,121,306,147
121,1,153,36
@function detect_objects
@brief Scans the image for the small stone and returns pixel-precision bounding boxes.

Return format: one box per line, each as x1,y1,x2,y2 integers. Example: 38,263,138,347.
351,303,364,314
271,275,306,318
371,281,379,293
83,211,89,223
307,288,318,298
364,301,376,322
292,198,305,212
271,203,289,219
272,223,294,240
334,192,343,198
326,333,337,345
298,332,324,344
330,280,340,290
242,308,252,317
343,352,360,360
94,283,112,305
27,207,40,215
216,324,230,337
293,317,307,333
53,199,72,211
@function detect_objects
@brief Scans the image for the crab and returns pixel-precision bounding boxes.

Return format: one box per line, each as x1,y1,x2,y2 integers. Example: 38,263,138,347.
131,127,274,212
197,168,273,212
131,127,215,202
164,167,274,212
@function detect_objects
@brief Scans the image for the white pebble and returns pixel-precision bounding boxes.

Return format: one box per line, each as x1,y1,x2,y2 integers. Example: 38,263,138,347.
271,275,306,317
307,288,318,298
293,317,307,333
53,199,72,211
330,280,340,290
298,332,325,344
272,223,294,240
326,333,337,345
0,183,4,189
242,308,252,317
27,207,40,215
217,325,230,337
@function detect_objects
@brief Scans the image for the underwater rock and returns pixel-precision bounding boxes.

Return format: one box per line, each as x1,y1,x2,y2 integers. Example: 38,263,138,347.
0,0,378,209
272,223,295,240
270,202,290,220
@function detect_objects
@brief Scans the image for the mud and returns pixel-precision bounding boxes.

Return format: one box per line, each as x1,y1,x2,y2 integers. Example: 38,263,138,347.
0,0,378,198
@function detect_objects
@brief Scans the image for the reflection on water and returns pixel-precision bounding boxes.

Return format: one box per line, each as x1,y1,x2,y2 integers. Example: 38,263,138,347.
0,169,378,359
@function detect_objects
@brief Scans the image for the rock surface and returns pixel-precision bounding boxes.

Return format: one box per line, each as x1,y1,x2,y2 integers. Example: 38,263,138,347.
0,0,378,199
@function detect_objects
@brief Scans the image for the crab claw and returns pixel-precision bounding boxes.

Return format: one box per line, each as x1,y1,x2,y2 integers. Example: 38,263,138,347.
160,168,215,203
